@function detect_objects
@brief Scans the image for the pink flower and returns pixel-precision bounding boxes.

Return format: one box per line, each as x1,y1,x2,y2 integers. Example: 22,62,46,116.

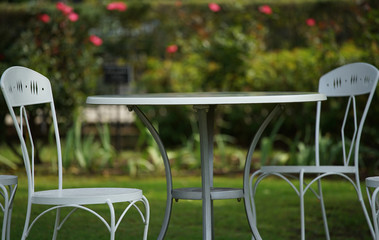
107,2,127,12
68,12,79,22
166,44,178,53
38,14,50,23
56,2,73,15
306,18,316,27
208,3,221,12
259,5,272,15
89,35,103,46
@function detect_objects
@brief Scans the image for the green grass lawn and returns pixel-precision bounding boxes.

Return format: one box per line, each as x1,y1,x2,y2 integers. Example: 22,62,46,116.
5,174,373,239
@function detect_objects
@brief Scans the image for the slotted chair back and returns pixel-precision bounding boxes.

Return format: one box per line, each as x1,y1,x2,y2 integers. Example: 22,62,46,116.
315,62,379,167
0,66,63,192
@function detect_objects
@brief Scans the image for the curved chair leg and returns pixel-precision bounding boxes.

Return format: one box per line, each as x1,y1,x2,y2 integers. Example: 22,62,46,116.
300,170,305,240
0,183,16,240
317,179,330,240
22,201,33,240
107,200,116,240
142,196,150,240
4,184,16,240
359,177,376,238
106,197,150,240
370,188,379,240
6,205,13,240
2,202,9,240
359,191,376,238
52,208,61,240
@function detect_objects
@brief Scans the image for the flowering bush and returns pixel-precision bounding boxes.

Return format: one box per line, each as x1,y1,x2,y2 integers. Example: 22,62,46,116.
56,2,79,21
1,1,379,173
259,5,272,15
140,3,263,93
89,35,103,46
208,3,221,12
306,18,316,27
166,44,178,54
8,2,103,127
37,13,50,23
107,2,127,12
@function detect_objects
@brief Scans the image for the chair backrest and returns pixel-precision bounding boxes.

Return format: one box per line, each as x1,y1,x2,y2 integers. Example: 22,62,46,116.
315,62,379,167
0,66,63,192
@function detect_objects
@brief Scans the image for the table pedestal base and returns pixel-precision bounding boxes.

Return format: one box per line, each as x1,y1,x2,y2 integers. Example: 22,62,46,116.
132,104,283,240
172,187,244,200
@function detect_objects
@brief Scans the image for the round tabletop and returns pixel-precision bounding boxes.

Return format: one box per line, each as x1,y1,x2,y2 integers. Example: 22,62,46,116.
86,92,326,106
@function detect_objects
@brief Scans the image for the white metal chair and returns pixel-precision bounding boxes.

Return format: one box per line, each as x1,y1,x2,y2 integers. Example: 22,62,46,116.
0,175,17,240
366,176,379,240
0,66,150,240
250,62,379,239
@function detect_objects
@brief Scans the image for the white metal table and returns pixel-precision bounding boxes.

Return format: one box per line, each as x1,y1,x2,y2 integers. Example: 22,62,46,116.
86,92,326,240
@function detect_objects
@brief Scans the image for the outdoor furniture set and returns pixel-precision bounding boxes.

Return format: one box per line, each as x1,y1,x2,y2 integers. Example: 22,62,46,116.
0,62,378,239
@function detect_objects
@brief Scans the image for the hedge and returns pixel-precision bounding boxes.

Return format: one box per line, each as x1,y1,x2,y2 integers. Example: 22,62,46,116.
0,0,378,172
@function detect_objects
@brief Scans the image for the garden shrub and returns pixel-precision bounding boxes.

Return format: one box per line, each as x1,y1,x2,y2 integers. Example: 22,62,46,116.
0,0,378,173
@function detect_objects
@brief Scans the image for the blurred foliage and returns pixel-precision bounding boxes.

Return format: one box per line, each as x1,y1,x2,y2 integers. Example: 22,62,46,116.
63,114,116,173
0,0,379,174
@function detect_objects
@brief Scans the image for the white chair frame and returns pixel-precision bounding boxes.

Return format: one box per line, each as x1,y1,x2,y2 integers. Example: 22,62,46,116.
0,175,17,240
250,62,379,239
366,176,379,240
0,66,149,240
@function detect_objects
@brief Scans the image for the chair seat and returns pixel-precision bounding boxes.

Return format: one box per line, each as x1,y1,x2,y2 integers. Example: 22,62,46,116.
366,176,379,188
32,188,143,205
260,165,356,174
0,175,18,185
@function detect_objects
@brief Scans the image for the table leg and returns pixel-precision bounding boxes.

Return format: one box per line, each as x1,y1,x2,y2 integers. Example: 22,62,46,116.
207,106,215,239
243,104,284,240
131,106,173,240
195,105,215,240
